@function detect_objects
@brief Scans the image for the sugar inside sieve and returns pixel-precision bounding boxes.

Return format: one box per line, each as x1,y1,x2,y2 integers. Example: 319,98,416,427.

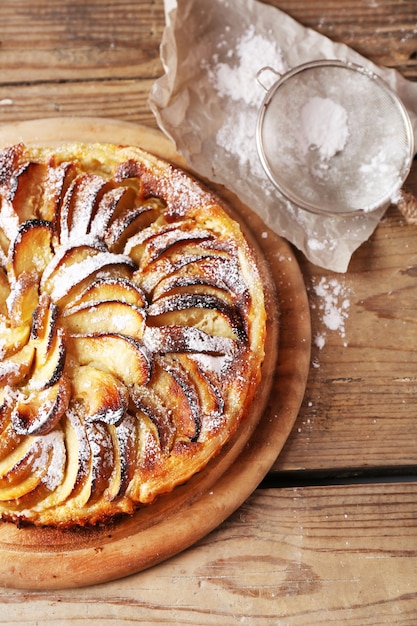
256,60,415,217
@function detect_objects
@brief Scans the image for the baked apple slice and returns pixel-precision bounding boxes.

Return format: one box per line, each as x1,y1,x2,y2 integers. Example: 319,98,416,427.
136,250,225,295
61,300,146,338
59,408,93,505
66,276,146,309
87,185,129,240
169,354,224,428
143,325,236,355
152,358,201,441
151,255,247,301
127,412,163,497
147,292,246,341
106,413,138,501
11,373,71,436
71,364,129,425
131,386,176,452
0,323,31,359
68,332,152,386
8,219,54,282
5,161,48,224
0,391,22,458
0,269,10,317
0,438,46,500
59,173,110,245
125,222,214,267
0,343,35,386
40,160,78,222
85,420,115,503
30,327,67,390
6,270,39,327
0,431,66,515
42,246,136,303
104,200,161,252
0,421,22,458
31,293,57,355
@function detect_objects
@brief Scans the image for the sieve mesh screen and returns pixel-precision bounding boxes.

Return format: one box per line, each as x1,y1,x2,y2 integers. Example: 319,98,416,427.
256,61,414,216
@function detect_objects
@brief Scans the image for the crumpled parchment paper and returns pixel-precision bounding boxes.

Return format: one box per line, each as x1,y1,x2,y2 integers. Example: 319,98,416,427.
149,0,417,272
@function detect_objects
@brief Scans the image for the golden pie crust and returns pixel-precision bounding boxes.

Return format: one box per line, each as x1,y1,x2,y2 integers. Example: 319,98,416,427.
0,142,267,527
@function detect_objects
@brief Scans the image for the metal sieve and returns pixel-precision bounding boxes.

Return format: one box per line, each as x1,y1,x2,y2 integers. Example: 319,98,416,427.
256,60,415,217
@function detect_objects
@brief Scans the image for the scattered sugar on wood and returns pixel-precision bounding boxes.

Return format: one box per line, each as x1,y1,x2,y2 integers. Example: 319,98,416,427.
311,276,351,353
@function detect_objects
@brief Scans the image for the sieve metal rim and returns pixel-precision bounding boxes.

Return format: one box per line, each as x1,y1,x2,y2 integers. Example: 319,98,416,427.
256,59,415,217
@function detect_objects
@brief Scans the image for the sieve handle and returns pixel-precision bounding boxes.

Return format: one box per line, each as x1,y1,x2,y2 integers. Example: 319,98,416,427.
256,66,282,91
396,190,417,224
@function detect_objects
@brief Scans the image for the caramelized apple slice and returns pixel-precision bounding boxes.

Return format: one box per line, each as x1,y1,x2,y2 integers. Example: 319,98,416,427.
11,373,71,436
106,413,138,500
86,420,115,503
61,300,146,338
104,200,160,252
151,255,247,301
6,270,39,326
61,407,93,504
0,421,22,459
125,222,214,267
40,245,106,296
0,323,30,359
136,250,226,295
66,276,146,309
0,432,65,503
89,184,137,238
127,413,163,500
0,439,46,500
31,293,57,355
143,325,236,355
148,292,246,341
153,358,200,441
0,144,24,188
0,269,10,316
68,332,152,386
71,364,129,424
40,160,78,222
5,161,48,223
41,245,136,303
0,391,22,458
8,219,54,281
30,327,67,390
0,343,35,386
26,415,81,512
131,386,176,452
59,173,110,245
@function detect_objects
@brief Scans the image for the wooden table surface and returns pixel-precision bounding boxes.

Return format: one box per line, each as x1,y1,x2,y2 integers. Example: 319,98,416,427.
1,0,417,623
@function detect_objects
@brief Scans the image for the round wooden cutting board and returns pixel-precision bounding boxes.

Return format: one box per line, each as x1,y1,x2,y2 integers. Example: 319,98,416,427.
0,118,311,589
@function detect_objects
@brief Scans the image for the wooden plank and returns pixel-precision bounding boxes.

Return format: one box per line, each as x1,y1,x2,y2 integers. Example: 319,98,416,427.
268,0,417,75
1,483,416,624
274,195,417,472
0,0,165,82
0,79,159,127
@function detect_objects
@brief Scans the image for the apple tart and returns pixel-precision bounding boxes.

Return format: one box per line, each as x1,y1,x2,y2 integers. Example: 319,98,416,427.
0,141,267,527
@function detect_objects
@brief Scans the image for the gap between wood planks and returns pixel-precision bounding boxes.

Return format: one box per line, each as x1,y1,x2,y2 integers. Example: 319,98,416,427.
260,466,417,488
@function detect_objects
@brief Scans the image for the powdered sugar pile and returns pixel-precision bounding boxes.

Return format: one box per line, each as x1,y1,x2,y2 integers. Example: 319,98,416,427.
206,25,286,175
208,25,285,107
299,96,349,161
311,276,351,357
